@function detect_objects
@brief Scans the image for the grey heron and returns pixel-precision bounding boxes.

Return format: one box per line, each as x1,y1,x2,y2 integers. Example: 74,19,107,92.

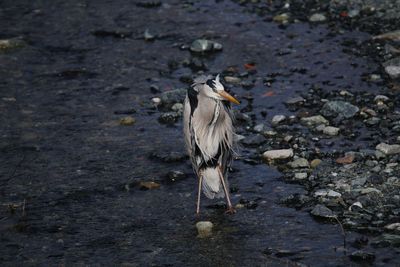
183,74,240,214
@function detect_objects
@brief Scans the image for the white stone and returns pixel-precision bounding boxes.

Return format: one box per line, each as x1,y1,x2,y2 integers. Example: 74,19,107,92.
196,221,213,238
376,143,400,155
385,66,400,79
262,149,293,160
272,115,286,126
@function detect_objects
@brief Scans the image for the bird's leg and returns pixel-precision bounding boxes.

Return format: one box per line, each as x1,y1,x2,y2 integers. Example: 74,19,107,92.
218,165,236,214
196,172,203,215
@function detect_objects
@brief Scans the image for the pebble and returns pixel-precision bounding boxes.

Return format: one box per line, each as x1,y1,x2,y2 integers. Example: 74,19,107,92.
300,115,329,126
288,158,309,168
119,116,136,126
310,159,322,168
320,101,359,119
273,13,290,24
323,126,340,136
309,13,327,22
263,149,294,160
336,154,355,164
285,96,305,105
351,176,367,187
271,115,286,126
376,143,400,155
314,189,342,198
196,221,213,238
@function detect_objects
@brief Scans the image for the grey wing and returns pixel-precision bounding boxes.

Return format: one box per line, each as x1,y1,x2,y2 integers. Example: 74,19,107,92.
183,94,201,174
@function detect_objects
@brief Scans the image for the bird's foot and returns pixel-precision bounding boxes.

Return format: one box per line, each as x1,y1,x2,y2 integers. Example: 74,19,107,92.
225,206,236,215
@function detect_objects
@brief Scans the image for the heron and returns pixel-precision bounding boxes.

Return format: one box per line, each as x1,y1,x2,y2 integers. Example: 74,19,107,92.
183,74,240,214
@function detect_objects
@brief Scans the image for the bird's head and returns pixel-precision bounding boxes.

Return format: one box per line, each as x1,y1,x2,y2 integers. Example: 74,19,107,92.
201,74,240,104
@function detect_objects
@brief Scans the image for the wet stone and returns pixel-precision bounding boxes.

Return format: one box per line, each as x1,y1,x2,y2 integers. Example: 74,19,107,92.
280,193,310,208
300,115,329,127
309,13,327,22
376,143,400,155
310,159,322,168
314,189,342,198
263,149,294,160
349,250,375,263
190,39,222,53
323,126,340,136
288,158,309,168
271,115,286,126
310,204,336,219
320,101,359,119
294,172,308,180
285,96,305,105
385,66,400,79
160,89,186,108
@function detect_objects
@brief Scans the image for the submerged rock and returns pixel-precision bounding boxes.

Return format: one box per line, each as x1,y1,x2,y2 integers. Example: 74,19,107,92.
320,101,359,119
263,149,294,160
196,221,213,238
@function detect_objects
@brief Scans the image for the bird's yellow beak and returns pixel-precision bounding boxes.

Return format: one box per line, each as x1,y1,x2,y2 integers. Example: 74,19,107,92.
218,91,240,105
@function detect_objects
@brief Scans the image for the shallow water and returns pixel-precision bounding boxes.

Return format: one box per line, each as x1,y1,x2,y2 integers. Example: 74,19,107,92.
0,0,399,266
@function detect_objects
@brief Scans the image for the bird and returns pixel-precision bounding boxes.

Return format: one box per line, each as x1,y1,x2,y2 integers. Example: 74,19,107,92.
183,74,240,214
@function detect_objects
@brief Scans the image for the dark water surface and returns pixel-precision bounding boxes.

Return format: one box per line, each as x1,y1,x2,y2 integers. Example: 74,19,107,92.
0,0,398,266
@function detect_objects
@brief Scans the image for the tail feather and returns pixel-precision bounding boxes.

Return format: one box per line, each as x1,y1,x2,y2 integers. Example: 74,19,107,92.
201,167,226,199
